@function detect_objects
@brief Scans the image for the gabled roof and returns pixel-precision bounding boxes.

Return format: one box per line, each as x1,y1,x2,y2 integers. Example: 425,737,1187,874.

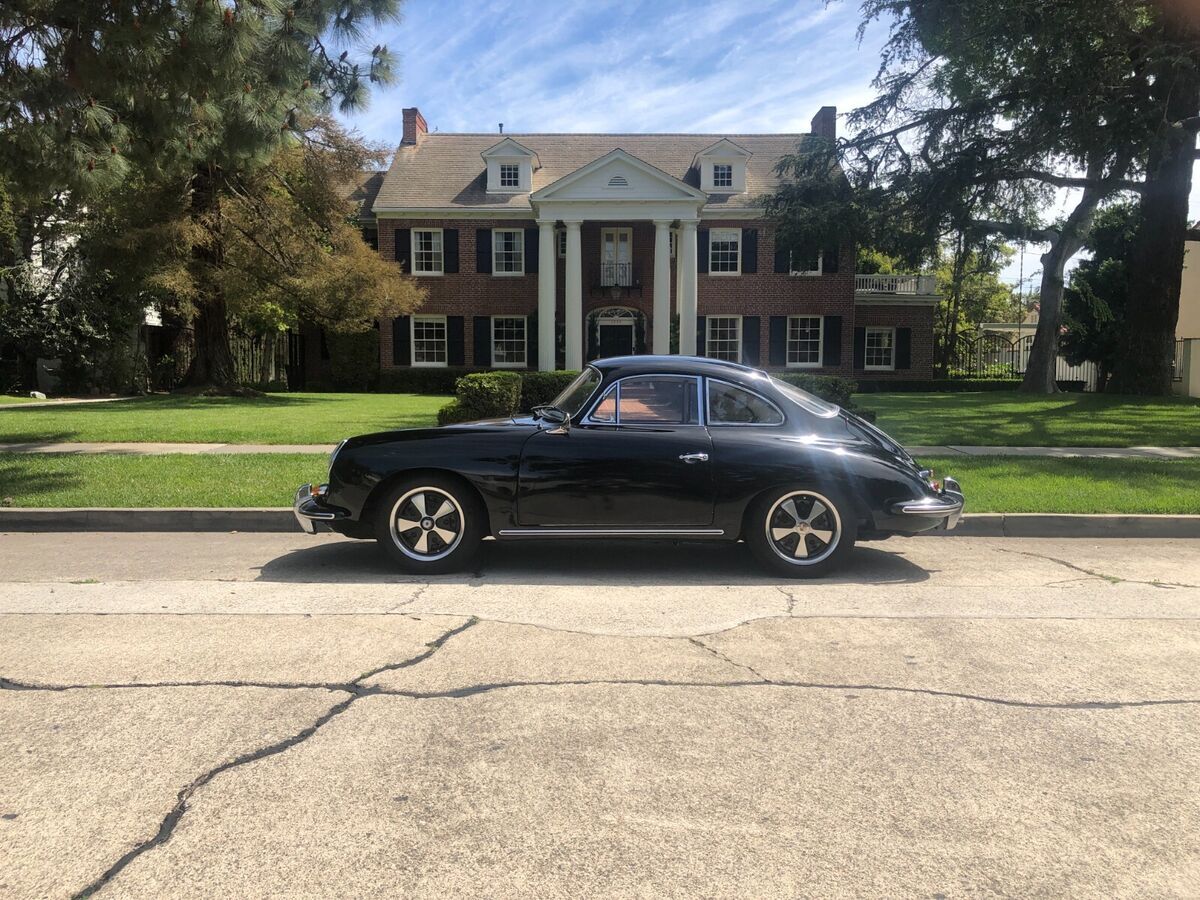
480,137,540,167
373,132,812,212
338,170,386,222
693,138,753,164
530,149,707,202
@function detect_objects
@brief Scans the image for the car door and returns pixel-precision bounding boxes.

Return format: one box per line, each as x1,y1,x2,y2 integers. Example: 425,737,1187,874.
517,374,715,527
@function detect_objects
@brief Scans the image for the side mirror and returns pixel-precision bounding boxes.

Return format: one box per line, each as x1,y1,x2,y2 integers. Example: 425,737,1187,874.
539,406,568,425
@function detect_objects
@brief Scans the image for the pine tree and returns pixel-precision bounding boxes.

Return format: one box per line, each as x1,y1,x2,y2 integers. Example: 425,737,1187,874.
1,0,404,388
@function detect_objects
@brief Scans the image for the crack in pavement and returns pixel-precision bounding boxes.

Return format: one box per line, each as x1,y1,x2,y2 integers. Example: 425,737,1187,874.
999,549,1200,590
687,637,773,683
67,617,478,900
775,586,797,616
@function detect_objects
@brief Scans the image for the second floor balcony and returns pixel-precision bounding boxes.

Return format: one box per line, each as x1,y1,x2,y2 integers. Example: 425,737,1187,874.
854,273,939,296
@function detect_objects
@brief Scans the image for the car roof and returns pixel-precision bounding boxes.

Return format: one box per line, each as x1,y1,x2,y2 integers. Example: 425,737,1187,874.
588,355,768,382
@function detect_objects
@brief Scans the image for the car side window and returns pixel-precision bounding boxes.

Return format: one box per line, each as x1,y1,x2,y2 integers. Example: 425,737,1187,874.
588,376,700,425
707,380,784,426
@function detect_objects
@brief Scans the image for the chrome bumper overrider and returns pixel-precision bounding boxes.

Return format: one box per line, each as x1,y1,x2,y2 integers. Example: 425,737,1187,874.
891,476,965,531
293,483,340,534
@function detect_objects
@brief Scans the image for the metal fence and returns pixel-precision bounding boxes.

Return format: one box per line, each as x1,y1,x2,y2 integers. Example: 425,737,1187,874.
946,333,1099,389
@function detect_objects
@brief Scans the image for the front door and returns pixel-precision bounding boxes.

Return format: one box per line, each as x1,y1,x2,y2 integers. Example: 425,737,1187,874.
517,374,714,527
597,320,634,358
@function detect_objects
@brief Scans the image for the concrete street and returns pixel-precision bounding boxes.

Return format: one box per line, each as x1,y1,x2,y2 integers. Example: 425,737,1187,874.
1,532,1198,898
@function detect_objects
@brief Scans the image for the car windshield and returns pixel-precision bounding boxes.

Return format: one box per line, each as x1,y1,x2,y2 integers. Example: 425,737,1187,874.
551,366,603,417
769,376,841,419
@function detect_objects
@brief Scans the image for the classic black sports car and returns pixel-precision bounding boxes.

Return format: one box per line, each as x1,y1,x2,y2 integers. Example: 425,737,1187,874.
294,356,963,577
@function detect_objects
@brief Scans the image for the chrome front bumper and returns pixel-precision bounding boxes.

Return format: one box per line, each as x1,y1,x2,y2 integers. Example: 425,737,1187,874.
891,476,965,531
293,483,341,534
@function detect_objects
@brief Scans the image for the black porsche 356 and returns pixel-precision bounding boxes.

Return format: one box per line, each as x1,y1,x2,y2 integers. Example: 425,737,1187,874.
294,356,963,577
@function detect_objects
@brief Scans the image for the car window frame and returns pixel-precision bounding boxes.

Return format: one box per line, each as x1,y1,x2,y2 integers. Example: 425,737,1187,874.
581,374,706,427
704,377,787,428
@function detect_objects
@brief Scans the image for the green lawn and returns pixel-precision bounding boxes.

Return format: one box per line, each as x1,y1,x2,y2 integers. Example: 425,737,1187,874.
862,391,1200,447
0,392,448,444
0,396,40,405
2,452,1197,513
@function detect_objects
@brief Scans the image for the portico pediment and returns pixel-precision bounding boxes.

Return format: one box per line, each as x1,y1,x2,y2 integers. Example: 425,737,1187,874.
530,149,707,203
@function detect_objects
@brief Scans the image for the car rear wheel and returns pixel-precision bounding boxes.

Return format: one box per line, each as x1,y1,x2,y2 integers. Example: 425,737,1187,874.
746,487,856,578
374,476,484,574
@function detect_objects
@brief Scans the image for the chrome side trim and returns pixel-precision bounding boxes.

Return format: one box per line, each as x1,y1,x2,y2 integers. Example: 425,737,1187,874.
497,527,725,537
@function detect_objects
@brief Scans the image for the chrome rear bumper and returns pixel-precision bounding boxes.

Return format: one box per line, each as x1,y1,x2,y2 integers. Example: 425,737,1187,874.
891,477,965,531
293,483,340,534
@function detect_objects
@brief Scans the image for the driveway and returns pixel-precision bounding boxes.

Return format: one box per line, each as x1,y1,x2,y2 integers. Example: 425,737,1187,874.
1,533,1198,898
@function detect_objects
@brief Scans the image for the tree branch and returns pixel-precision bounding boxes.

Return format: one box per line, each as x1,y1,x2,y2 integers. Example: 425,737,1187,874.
968,220,1057,243
989,169,1145,192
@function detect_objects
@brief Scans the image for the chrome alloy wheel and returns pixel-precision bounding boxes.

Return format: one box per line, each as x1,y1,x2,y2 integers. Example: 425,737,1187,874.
765,490,841,565
388,486,464,562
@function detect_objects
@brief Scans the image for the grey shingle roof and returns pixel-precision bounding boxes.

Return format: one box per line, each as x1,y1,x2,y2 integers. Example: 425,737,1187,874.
373,133,811,212
340,170,386,221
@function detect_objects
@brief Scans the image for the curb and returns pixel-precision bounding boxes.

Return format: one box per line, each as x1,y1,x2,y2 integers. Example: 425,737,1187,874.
2,508,1200,538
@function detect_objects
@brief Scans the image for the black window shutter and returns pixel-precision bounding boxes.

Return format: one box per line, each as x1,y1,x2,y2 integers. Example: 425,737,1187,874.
394,228,411,272
768,316,788,366
696,316,707,356
773,246,789,274
822,247,840,274
473,316,491,367
853,326,866,370
741,229,758,273
896,327,912,369
443,229,459,273
823,316,842,366
741,316,760,365
525,314,537,368
524,227,539,274
697,230,709,274
392,316,411,366
476,229,492,274
447,317,465,366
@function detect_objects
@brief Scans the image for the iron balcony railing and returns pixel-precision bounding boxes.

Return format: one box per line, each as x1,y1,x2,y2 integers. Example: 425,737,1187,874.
600,261,635,287
855,273,939,295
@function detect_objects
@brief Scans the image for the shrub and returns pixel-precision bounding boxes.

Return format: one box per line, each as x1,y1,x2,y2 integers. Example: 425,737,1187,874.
854,379,1086,393
378,367,485,395
327,330,380,391
519,370,580,410
774,373,857,408
437,371,523,425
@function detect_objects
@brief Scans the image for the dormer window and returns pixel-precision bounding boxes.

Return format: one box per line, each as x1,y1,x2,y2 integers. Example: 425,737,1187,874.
695,139,751,193
482,138,539,193
713,164,733,188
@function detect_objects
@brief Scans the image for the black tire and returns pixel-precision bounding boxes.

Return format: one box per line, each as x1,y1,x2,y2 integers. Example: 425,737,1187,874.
374,475,485,574
745,486,857,578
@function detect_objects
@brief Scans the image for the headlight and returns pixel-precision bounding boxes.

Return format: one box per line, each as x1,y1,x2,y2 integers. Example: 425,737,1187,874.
329,438,348,473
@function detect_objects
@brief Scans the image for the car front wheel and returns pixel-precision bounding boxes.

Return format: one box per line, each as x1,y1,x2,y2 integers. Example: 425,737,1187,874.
746,487,857,578
374,476,484,574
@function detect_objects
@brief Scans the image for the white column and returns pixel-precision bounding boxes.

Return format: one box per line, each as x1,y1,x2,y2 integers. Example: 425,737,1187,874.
652,220,672,354
564,220,583,370
674,227,683,316
679,220,698,357
536,220,556,371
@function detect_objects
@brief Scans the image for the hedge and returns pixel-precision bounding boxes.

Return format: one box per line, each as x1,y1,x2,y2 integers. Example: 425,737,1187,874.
853,379,1086,393
519,370,581,410
379,367,488,395
437,371,523,425
326,331,380,391
773,373,856,408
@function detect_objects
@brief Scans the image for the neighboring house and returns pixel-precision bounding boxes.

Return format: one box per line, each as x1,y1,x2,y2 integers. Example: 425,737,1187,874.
1174,240,1200,397
368,106,938,378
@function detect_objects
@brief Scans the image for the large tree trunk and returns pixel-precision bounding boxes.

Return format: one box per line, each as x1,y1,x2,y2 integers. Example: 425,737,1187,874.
182,164,239,391
1108,18,1199,395
1019,160,1111,394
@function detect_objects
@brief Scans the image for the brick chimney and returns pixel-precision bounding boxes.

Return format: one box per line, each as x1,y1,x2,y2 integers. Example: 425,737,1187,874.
810,105,836,142
402,107,428,145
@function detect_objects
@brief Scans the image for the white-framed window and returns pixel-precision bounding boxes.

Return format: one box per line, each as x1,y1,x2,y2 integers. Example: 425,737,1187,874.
499,163,520,188
412,228,443,276
789,249,822,276
412,315,448,367
557,229,566,258
491,316,527,368
709,228,740,275
787,316,823,368
712,163,733,189
493,228,524,275
706,316,742,362
865,326,895,371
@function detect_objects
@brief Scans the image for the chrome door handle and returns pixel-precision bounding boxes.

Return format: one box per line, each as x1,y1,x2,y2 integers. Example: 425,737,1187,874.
678,452,709,463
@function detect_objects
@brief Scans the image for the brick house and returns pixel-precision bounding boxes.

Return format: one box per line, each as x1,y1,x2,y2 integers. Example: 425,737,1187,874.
364,105,938,379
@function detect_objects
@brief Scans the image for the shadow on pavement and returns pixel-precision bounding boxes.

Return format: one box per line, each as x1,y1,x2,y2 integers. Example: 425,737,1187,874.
254,538,934,587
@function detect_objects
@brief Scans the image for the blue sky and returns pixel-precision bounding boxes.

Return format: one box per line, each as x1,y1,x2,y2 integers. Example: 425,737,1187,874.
338,0,1198,291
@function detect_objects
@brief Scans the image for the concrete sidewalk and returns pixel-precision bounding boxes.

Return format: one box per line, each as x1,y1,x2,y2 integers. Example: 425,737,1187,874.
3,440,1200,458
